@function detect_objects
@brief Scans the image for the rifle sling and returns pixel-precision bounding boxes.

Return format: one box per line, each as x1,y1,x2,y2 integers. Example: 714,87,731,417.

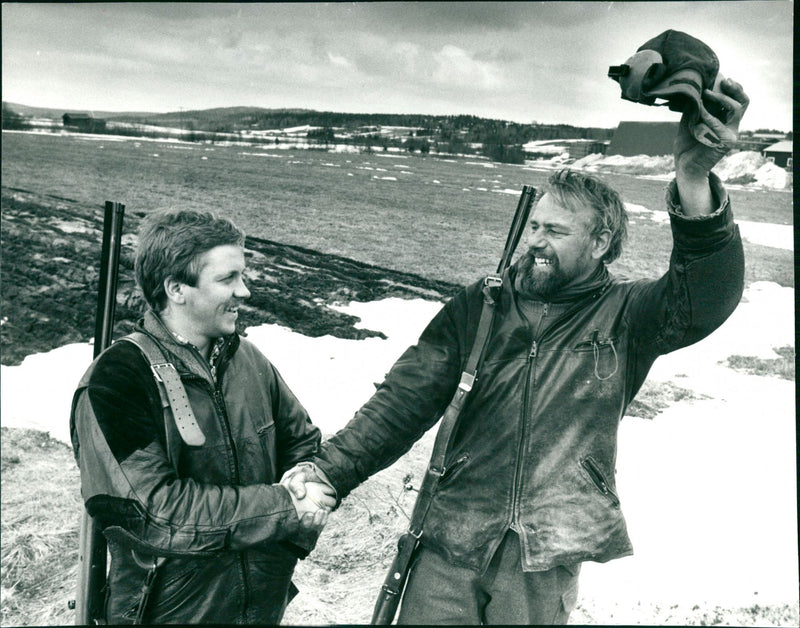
122,332,206,449
407,278,499,538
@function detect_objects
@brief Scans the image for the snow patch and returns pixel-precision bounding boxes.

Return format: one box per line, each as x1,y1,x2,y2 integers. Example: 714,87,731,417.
533,150,791,190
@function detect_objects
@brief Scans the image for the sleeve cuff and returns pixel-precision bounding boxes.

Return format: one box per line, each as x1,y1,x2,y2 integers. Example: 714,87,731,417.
298,460,339,501
665,172,729,221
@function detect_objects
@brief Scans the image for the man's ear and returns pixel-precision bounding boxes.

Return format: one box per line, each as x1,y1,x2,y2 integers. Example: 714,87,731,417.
591,229,613,261
163,277,186,304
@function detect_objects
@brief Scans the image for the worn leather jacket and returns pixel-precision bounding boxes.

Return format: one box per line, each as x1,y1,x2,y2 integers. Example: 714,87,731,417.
70,311,322,624
315,176,744,573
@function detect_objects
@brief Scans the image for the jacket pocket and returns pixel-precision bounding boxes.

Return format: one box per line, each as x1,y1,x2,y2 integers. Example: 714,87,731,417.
579,456,620,507
439,453,471,487
574,331,618,381
148,554,241,623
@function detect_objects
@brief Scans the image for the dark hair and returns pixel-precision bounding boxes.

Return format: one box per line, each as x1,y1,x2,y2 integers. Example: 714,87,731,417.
135,210,246,312
543,169,628,264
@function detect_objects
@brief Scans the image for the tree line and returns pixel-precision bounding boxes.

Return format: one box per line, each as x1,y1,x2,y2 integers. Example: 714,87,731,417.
4,102,618,164
280,112,615,163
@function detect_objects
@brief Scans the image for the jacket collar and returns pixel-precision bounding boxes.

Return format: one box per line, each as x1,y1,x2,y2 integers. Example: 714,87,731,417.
138,309,239,381
506,263,611,305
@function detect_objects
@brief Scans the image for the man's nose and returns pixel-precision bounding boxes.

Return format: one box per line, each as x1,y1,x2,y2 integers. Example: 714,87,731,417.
235,278,251,299
528,228,546,249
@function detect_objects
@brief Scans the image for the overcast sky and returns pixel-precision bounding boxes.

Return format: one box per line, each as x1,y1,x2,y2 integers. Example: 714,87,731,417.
2,2,793,131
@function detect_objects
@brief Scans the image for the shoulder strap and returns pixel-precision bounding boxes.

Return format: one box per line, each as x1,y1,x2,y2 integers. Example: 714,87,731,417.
122,332,206,448
407,279,499,538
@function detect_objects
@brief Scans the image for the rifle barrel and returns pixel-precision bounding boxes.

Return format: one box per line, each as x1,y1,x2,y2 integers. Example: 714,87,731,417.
76,201,125,625
496,185,536,275
93,201,125,357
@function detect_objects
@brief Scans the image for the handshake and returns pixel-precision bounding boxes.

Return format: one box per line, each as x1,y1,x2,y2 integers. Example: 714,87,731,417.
280,461,337,530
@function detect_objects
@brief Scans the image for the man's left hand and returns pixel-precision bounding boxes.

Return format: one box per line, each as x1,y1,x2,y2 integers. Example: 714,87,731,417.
674,78,750,179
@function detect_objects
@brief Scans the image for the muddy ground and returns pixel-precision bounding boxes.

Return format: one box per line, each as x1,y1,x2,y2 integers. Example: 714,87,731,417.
0,187,459,366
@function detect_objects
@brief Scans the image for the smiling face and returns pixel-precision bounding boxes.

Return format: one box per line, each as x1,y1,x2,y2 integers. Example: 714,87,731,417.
164,244,251,354
516,193,608,300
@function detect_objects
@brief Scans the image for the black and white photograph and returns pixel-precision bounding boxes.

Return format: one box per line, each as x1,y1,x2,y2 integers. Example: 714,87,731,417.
1,2,795,625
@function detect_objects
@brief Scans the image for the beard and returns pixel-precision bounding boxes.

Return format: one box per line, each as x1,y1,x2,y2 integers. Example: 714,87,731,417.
516,249,571,300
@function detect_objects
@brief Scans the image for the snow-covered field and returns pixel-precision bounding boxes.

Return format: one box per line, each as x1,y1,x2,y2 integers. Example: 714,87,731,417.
2,278,796,617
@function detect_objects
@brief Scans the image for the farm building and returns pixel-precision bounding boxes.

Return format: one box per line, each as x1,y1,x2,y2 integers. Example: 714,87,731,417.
762,140,793,168
607,121,679,156
62,113,106,132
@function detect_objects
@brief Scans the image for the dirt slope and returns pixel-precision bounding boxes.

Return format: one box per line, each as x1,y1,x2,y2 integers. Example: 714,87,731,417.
0,188,459,366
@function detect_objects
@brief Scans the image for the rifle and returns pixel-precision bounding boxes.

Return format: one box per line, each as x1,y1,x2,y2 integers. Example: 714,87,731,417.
74,201,125,625
371,185,536,625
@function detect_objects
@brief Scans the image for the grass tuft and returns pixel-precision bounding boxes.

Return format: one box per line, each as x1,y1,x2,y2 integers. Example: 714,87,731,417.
626,380,710,420
722,345,795,380
1,428,82,626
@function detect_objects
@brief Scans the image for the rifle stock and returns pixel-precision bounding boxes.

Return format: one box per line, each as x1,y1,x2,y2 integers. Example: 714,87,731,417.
75,201,125,625
371,533,418,625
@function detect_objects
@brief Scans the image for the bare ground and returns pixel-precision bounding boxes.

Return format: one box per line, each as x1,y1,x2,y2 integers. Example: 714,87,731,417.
0,187,458,367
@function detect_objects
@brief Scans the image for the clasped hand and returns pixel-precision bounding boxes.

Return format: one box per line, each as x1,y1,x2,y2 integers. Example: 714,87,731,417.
281,462,337,530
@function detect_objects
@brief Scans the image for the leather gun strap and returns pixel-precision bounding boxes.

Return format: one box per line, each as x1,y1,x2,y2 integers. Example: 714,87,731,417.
408,285,498,537
122,333,206,450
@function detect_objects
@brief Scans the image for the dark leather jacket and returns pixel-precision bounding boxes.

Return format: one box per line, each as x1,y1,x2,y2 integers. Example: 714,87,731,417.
70,311,321,623
315,176,744,573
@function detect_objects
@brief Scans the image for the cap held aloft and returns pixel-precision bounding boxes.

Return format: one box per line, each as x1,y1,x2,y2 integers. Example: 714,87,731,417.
608,29,732,147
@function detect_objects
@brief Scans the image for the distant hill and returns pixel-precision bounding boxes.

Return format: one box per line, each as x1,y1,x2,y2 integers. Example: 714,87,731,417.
3,100,627,164
2,101,614,144
3,102,155,120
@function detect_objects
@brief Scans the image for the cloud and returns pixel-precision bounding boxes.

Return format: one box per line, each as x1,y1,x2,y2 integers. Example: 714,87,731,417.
1,1,792,130
392,42,424,75
474,47,523,65
335,35,506,94
431,45,504,90
326,51,353,70
357,2,533,33
89,3,243,21
213,28,246,51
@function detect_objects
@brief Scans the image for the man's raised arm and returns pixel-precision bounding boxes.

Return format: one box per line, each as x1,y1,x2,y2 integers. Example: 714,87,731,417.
673,78,749,216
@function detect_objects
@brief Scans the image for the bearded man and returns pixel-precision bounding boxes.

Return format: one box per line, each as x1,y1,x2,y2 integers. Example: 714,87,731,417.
284,79,749,624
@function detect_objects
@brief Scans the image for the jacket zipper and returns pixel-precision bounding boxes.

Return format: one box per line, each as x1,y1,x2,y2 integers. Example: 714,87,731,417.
507,288,610,530
183,341,241,484
164,337,251,617
580,457,620,507
510,303,548,530
191,343,250,620
211,386,240,484
208,348,250,621
240,551,251,621
181,370,241,484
